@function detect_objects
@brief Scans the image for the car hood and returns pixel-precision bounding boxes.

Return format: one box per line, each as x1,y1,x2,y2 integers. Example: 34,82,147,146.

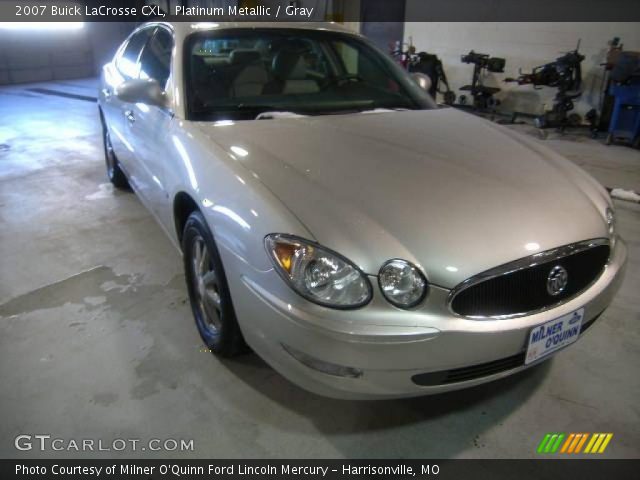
194,108,610,288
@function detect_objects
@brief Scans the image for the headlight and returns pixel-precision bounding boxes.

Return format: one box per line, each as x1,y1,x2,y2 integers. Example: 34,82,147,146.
378,259,427,308
265,234,372,309
606,207,615,237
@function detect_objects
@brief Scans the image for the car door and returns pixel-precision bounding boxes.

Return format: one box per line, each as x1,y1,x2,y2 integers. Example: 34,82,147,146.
107,27,154,184
126,26,175,223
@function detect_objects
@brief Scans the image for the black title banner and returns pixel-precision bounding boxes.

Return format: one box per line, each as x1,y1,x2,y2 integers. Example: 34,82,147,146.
1,0,640,22
2,459,639,480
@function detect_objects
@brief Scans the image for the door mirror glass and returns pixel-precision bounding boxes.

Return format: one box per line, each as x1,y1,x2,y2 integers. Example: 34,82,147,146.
411,72,432,92
115,78,167,107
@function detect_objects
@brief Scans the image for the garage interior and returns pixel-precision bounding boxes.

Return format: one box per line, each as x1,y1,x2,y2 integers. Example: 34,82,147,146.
1,1,639,459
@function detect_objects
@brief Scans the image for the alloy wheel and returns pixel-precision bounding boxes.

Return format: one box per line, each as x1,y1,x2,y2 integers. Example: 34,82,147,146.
191,235,222,333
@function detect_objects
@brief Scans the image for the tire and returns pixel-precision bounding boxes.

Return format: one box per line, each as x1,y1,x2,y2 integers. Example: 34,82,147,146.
182,211,245,357
101,120,129,189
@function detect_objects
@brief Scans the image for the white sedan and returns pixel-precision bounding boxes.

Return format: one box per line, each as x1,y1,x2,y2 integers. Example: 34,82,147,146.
99,22,626,399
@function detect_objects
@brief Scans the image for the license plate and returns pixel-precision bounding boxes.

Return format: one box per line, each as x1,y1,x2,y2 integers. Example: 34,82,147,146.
525,308,584,365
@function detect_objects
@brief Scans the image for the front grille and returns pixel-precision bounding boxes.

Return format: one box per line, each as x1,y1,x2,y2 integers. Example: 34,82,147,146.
412,312,603,386
450,241,610,317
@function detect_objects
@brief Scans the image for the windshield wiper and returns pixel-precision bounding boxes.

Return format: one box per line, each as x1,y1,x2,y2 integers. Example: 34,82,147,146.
200,103,298,114
358,106,410,113
255,111,308,120
236,103,293,111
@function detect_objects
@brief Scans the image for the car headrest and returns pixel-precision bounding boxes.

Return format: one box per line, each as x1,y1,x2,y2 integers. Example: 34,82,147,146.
230,49,262,65
272,49,307,80
192,55,209,78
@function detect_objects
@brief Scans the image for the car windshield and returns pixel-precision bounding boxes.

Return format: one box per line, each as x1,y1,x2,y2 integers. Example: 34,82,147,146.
186,28,436,120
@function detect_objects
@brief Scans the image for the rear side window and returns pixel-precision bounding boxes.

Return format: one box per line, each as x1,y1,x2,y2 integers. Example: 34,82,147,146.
139,28,173,88
117,29,153,79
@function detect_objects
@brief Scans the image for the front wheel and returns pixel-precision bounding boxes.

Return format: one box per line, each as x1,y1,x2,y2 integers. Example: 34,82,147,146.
182,211,246,357
102,121,129,189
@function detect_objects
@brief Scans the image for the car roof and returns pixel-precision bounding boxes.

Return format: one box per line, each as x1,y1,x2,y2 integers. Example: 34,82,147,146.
149,21,361,42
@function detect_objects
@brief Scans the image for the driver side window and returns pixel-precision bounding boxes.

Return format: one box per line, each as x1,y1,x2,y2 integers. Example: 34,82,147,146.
116,29,153,79
139,28,173,89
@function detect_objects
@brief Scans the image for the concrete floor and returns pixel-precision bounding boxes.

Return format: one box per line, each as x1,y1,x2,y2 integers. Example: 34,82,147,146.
1,79,639,459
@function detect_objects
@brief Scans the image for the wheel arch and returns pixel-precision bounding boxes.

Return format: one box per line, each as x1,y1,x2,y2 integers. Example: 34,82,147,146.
173,191,201,248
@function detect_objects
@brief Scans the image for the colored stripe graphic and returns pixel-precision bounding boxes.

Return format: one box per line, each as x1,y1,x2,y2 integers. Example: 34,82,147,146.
574,433,588,453
585,433,614,454
584,433,598,453
537,433,565,453
560,433,575,453
598,434,613,453
568,433,582,453
539,433,613,454
592,434,606,452
537,434,552,453
550,434,565,453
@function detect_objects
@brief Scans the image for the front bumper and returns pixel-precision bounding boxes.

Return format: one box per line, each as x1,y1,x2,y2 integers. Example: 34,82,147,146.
224,239,627,399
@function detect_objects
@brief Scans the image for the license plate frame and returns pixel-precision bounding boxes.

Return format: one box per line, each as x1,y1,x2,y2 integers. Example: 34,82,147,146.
525,308,584,365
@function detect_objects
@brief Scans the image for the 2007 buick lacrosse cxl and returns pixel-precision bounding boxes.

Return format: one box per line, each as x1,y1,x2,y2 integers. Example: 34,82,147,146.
98,21,626,399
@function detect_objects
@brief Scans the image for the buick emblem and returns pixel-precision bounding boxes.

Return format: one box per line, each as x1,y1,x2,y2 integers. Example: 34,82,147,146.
546,265,568,296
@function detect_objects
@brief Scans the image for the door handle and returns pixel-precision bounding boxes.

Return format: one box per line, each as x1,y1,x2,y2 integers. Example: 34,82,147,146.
125,110,135,123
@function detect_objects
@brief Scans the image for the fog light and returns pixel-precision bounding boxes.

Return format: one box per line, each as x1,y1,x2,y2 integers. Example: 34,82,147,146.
282,344,363,378
379,259,427,308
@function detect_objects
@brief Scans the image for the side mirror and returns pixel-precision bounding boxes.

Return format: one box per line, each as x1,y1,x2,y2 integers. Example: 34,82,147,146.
115,78,167,107
411,72,432,92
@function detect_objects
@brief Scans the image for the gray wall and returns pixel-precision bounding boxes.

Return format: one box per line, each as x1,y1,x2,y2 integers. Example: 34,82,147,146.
0,22,134,85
